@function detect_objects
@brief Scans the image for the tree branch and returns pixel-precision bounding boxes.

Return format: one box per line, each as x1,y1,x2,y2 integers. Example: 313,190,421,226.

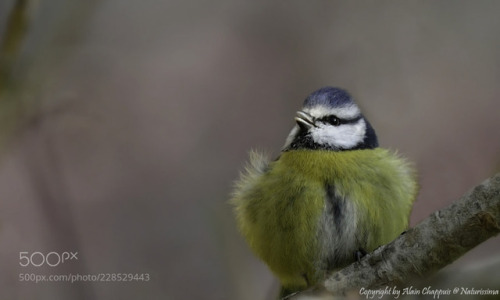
316,172,500,296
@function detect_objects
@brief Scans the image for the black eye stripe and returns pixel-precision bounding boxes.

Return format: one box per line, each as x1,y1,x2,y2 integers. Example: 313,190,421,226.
318,115,362,125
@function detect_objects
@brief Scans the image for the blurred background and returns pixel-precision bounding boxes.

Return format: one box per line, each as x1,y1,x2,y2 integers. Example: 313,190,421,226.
0,1,499,299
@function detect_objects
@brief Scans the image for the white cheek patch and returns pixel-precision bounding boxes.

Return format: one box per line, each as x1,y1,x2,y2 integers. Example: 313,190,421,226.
310,119,366,149
304,104,360,120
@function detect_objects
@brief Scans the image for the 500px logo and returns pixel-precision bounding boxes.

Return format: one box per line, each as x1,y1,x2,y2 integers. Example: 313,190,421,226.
19,252,78,267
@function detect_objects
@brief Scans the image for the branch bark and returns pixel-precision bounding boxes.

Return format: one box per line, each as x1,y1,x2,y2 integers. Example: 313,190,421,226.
317,172,500,296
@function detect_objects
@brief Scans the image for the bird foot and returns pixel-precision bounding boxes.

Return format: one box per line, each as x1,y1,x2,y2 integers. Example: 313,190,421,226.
354,248,368,262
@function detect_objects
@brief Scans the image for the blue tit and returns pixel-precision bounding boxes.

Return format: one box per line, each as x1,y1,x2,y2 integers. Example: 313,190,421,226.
231,87,418,296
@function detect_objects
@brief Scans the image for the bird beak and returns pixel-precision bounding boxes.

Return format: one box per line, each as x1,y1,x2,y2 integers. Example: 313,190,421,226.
295,111,316,129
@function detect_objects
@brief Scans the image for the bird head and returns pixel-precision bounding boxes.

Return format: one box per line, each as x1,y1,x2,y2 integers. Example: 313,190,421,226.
283,87,378,151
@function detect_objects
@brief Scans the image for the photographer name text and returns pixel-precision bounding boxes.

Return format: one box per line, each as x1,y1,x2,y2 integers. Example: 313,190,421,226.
360,286,499,299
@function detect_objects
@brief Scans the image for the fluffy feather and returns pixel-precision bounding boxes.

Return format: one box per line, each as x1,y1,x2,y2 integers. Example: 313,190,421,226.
231,148,417,291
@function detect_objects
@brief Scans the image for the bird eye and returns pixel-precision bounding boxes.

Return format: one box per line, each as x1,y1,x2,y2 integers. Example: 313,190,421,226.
326,116,341,126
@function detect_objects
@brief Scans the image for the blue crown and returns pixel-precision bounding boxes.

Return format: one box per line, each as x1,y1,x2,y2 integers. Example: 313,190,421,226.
303,87,354,108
